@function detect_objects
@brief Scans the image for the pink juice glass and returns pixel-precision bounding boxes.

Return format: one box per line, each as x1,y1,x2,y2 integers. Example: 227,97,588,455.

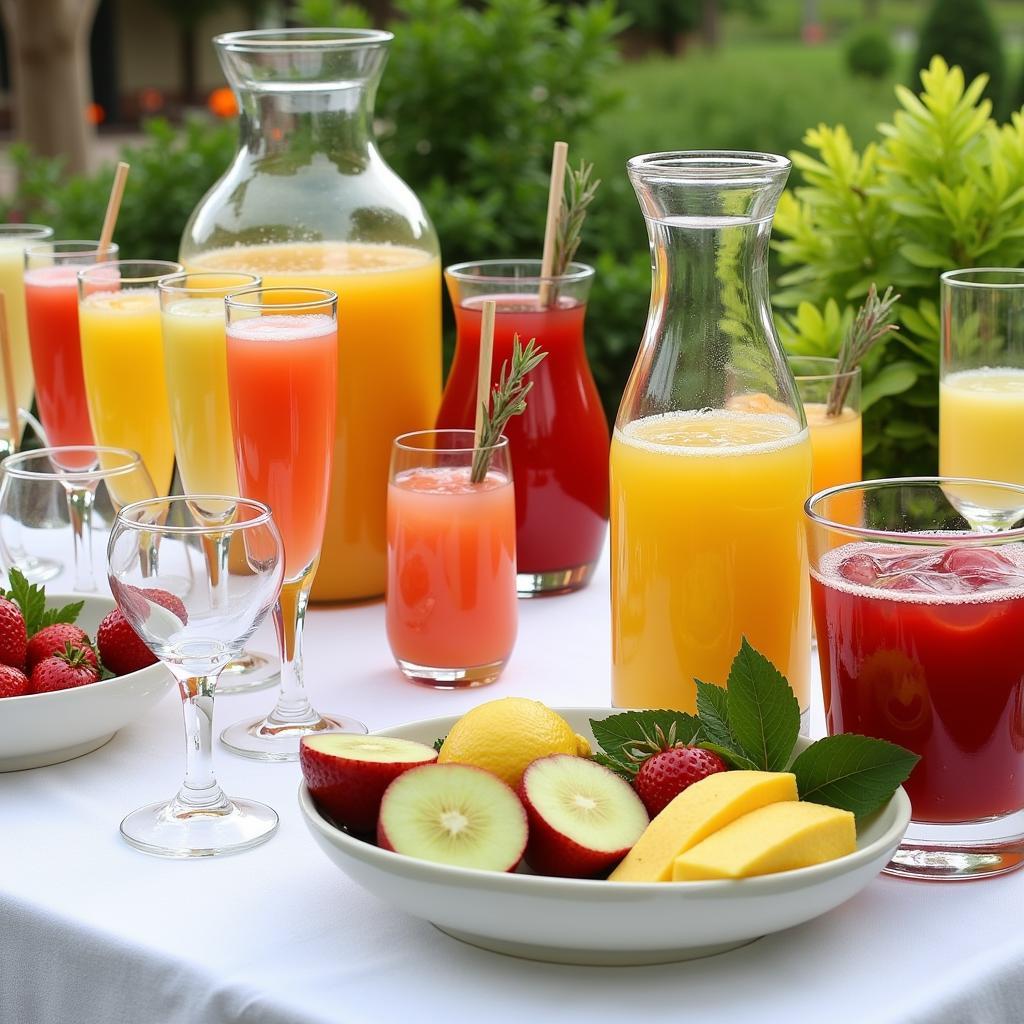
386,430,517,687
220,287,366,761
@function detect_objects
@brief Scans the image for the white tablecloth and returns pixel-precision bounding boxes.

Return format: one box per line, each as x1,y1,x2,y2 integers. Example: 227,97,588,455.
2,553,1023,1024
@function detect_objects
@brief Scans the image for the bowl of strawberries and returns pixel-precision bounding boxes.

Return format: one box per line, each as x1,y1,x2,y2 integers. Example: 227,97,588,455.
0,570,173,771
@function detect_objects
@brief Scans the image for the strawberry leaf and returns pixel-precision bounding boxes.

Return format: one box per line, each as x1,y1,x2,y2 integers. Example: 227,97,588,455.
697,741,760,772
725,638,801,772
4,567,46,635
590,710,704,768
592,750,637,781
38,601,85,631
694,679,733,748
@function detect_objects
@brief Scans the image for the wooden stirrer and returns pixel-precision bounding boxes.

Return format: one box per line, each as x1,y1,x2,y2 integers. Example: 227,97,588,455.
538,140,569,308
98,161,130,256
474,300,496,450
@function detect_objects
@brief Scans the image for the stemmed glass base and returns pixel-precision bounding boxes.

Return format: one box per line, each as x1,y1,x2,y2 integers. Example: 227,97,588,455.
120,794,278,858
217,649,281,695
221,710,367,761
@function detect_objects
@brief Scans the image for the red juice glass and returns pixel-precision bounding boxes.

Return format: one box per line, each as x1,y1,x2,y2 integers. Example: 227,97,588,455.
23,241,118,457
438,261,609,596
806,477,1024,881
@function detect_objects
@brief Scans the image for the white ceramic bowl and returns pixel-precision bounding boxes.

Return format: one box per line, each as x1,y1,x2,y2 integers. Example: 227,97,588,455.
0,593,173,771
299,707,911,966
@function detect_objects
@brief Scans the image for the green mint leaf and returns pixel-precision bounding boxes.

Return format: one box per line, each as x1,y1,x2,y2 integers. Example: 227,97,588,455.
790,734,919,818
695,679,734,748
38,600,85,630
697,741,760,772
590,710,704,766
725,638,801,772
592,750,637,781
5,567,46,635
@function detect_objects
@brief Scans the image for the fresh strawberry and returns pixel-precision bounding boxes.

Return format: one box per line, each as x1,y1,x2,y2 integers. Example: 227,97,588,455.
633,746,728,818
26,624,93,671
96,608,157,676
0,596,27,669
116,584,188,626
0,664,29,698
143,588,188,624
30,646,100,694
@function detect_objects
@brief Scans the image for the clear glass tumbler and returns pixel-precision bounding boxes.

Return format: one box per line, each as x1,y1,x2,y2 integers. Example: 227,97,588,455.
939,268,1024,529
807,477,1024,880
386,429,518,687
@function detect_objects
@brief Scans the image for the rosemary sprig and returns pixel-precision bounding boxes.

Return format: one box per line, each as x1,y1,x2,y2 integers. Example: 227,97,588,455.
827,284,901,417
471,335,547,483
552,159,600,279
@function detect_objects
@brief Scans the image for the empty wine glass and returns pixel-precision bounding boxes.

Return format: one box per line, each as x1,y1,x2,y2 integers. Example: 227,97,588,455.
0,446,155,590
108,495,284,858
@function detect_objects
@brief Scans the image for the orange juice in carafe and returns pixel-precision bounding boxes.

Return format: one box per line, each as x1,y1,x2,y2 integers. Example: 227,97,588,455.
188,241,441,601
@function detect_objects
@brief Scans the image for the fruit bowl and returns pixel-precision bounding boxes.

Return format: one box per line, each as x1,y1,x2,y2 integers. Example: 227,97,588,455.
0,593,173,771
299,708,911,966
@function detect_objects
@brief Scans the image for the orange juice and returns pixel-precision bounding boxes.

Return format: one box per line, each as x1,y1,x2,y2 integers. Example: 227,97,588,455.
386,467,517,671
189,241,441,601
611,409,812,713
804,402,862,526
226,313,337,581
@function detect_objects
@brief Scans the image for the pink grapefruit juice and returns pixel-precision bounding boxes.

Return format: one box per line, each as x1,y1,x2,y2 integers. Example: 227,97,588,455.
386,466,517,669
23,266,95,451
226,313,337,581
813,541,1024,823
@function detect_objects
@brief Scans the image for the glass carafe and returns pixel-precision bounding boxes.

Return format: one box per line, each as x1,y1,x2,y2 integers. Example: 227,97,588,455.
611,151,812,715
180,29,441,603
438,261,609,595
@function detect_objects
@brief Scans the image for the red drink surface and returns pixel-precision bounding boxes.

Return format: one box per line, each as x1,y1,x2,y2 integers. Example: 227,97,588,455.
386,466,517,668
226,314,337,581
436,297,609,574
24,267,95,451
813,541,1024,823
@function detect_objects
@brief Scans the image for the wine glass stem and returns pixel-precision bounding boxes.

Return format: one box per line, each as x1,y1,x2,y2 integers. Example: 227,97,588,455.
174,672,230,812
65,483,97,592
200,533,231,611
267,572,316,725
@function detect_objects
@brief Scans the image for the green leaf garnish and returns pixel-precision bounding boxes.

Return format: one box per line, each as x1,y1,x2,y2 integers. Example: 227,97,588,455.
433,734,447,753
790,734,919,818
694,679,733,748
3,568,84,636
724,638,801,772
696,741,760,772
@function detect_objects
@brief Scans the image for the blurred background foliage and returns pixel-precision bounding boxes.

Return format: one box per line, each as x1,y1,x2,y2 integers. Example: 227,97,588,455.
3,0,1023,475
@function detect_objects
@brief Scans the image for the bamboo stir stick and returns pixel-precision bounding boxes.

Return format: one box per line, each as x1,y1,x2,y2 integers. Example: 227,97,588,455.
0,294,19,450
98,161,130,256
474,300,497,451
538,140,569,308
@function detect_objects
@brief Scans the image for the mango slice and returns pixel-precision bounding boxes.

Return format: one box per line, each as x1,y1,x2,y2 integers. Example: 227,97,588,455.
608,771,798,882
671,801,856,881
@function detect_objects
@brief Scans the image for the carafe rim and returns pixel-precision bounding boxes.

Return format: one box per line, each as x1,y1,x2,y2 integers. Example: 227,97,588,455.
445,259,594,286
214,28,394,52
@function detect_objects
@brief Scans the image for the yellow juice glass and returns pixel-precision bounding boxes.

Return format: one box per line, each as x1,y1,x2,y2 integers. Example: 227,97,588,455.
187,242,440,603
157,272,260,495
939,269,1024,528
0,224,52,419
611,410,812,713
78,261,182,497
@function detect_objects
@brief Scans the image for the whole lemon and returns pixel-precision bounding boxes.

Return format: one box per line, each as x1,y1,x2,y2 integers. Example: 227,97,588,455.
437,698,592,787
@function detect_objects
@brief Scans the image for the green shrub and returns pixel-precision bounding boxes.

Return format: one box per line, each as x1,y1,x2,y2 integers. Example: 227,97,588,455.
913,0,1005,115
773,57,1024,476
844,25,895,80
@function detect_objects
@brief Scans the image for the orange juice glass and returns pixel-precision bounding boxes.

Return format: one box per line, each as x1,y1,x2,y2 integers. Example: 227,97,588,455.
220,287,365,762
387,430,517,687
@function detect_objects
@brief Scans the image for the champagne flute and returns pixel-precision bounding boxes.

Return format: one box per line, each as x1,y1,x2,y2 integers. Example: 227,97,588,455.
219,287,366,760
108,495,284,857
157,271,279,694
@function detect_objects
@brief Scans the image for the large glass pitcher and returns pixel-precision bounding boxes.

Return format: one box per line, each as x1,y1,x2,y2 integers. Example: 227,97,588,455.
181,29,441,603
610,151,812,715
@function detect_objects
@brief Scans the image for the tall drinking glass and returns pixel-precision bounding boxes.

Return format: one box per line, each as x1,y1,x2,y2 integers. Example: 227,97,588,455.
220,288,366,760
158,271,279,693
77,260,182,497
807,478,1024,880
0,224,52,425
23,240,118,453
108,495,284,857
940,269,1024,529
